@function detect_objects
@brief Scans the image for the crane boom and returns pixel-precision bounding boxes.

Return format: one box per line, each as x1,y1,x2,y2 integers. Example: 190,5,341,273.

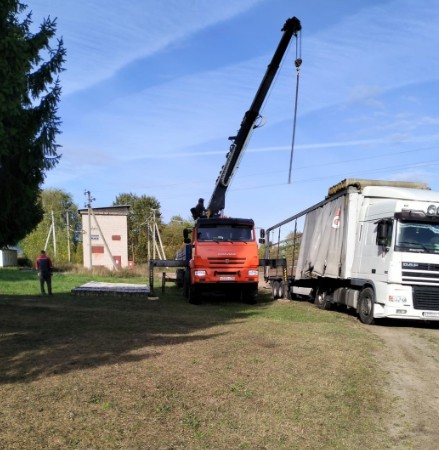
205,16,302,218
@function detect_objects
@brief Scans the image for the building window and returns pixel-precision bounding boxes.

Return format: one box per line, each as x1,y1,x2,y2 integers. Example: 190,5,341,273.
92,245,104,254
112,235,121,241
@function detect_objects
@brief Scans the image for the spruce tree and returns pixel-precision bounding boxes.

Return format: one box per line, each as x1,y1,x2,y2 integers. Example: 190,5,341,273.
0,1,66,247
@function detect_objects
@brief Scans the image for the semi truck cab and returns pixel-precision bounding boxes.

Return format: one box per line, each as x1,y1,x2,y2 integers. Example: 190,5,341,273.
354,196,439,321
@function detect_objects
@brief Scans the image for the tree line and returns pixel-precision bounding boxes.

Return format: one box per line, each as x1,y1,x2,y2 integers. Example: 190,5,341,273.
19,189,193,266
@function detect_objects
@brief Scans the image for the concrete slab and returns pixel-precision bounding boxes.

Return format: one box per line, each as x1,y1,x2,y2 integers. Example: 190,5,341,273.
71,281,150,296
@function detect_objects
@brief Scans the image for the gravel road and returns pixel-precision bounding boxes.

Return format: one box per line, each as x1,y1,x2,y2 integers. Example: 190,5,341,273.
369,321,439,449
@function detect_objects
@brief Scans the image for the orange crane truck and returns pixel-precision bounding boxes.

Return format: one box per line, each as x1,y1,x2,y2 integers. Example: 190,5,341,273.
149,17,302,303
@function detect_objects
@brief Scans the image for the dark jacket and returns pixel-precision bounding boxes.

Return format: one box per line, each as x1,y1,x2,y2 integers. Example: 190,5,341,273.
35,254,53,276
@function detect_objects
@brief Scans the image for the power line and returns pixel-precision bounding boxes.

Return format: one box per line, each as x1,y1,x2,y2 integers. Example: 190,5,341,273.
137,143,439,193
154,157,439,200
230,159,439,192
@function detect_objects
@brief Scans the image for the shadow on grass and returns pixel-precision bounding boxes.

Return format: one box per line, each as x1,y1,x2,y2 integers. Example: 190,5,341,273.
0,286,271,384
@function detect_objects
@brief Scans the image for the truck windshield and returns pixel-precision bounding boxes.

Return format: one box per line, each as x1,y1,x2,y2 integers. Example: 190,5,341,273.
395,221,439,253
197,225,254,242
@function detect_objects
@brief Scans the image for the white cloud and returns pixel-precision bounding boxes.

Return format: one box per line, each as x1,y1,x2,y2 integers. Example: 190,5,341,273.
30,0,266,94
296,0,439,115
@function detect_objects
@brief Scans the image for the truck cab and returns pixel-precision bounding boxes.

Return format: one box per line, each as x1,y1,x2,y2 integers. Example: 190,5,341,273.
353,192,439,322
181,218,259,304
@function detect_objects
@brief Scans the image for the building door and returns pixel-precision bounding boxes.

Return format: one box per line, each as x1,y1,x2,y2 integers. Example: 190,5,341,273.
113,256,122,268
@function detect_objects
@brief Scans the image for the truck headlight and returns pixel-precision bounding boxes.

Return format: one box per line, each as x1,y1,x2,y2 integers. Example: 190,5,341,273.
194,270,206,277
248,270,259,276
427,204,437,215
388,295,406,303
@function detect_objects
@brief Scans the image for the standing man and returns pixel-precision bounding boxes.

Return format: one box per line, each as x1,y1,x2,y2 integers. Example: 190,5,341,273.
35,249,53,295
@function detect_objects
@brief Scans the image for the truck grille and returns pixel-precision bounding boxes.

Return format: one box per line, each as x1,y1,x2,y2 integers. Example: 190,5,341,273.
401,262,439,286
207,257,246,267
412,286,439,311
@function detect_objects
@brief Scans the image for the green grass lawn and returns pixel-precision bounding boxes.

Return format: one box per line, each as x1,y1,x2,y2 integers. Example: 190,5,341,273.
0,268,395,449
0,266,149,296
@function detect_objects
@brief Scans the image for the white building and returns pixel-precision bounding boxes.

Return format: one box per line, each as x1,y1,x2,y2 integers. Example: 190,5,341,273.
79,205,130,270
0,249,18,267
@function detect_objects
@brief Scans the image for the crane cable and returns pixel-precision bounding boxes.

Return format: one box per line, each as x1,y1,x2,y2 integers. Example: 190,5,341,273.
288,30,302,184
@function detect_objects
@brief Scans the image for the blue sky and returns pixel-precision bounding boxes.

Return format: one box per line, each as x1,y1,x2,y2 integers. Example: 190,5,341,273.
30,0,439,232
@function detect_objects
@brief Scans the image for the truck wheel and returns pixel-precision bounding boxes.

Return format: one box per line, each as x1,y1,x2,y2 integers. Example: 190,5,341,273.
314,288,332,310
183,270,189,298
243,287,257,305
188,284,201,305
358,287,375,325
176,269,184,288
279,281,286,299
282,281,292,300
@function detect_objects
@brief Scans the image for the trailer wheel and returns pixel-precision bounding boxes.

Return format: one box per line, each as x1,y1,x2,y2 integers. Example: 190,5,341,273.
282,281,292,300
278,281,286,299
314,288,332,310
358,287,375,325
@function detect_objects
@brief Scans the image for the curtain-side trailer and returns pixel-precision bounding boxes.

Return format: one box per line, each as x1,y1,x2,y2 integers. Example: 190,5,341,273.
262,178,439,324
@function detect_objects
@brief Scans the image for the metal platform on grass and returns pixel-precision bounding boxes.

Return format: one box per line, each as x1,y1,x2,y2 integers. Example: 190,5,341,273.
71,281,150,296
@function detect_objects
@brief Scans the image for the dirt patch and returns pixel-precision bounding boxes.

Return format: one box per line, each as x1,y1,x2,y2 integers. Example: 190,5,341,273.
368,322,439,449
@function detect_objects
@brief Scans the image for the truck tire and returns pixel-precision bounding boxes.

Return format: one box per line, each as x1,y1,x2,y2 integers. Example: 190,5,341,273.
282,281,292,300
358,287,375,325
279,281,286,299
272,281,280,299
184,270,201,305
314,288,332,310
243,287,257,305
176,269,184,288
188,284,201,305
183,270,189,298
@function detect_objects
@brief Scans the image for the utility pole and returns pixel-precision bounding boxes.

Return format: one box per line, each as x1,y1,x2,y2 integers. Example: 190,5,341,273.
155,221,166,259
51,210,57,260
84,190,95,269
151,209,157,260
146,220,151,263
44,215,52,252
66,211,71,263
89,207,118,270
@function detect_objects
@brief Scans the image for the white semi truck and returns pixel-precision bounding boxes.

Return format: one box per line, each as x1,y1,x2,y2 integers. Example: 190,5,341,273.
262,179,439,324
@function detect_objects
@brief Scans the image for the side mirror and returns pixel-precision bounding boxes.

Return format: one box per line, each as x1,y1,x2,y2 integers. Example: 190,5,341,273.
259,229,265,244
376,220,391,247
